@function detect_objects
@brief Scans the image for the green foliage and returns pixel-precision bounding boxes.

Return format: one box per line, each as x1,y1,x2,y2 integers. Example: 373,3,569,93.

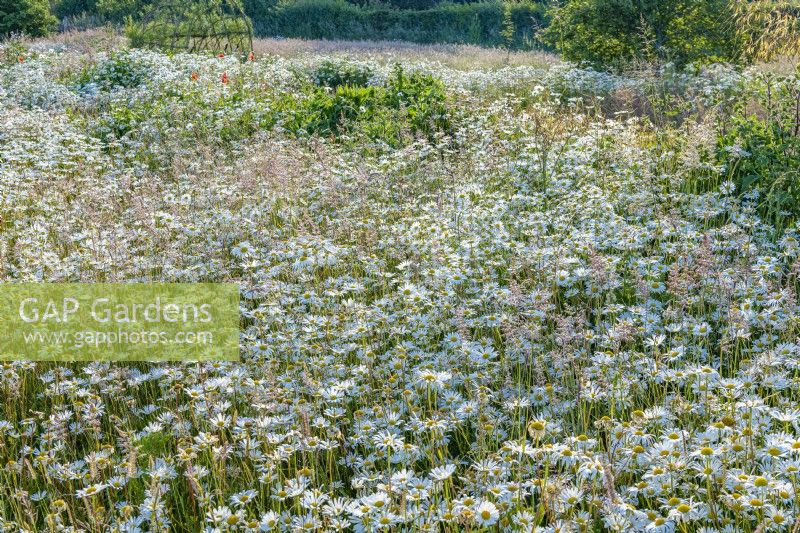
137,431,173,457
312,59,373,89
500,1,516,50
0,38,29,64
54,0,97,20
80,58,452,152
296,85,385,136
249,0,546,49
53,0,545,50
278,64,451,145
77,51,152,91
0,0,56,37
726,117,800,217
542,0,633,68
719,72,800,232
54,0,545,49
126,0,253,54
365,0,441,10
95,0,148,22
541,0,739,69
384,64,450,136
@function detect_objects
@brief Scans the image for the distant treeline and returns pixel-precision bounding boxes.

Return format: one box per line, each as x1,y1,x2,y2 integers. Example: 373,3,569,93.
52,0,547,50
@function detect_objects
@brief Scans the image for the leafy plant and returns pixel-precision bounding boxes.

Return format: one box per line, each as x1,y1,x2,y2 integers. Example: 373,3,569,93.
95,0,147,22
718,71,800,232
541,0,739,69
0,37,29,64
0,0,56,38
297,85,383,136
278,65,450,145
500,1,516,52
77,51,152,91
311,59,373,89
384,64,450,138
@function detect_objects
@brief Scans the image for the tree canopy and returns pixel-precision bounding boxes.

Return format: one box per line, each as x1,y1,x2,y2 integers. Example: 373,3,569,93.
0,0,57,37
541,0,741,68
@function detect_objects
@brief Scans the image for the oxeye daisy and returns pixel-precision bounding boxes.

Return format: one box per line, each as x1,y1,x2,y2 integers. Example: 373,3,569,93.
76,483,106,498
430,463,456,482
2,41,798,533
230,489,257,507
474,500,499,527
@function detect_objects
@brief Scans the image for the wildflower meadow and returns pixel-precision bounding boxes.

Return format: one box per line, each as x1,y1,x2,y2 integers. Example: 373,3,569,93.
1,34,800,533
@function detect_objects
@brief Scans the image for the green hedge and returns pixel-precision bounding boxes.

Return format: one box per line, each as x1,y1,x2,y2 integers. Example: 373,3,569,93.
53,0,546,50
247,0,546,49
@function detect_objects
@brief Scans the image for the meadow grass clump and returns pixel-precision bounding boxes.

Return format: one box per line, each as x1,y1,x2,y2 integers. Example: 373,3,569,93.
1,35,800,532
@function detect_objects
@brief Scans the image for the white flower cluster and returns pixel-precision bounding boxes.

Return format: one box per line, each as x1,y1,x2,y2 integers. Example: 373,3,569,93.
0,43,798,532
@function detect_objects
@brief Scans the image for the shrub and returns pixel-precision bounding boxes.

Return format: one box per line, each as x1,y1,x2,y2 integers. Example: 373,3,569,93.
541,0,739,69
54,0,547,49
0,0,57,38
250,0,546,49
384,64,450,137
300,85,384,135
724,117,800,226
281,64,451,145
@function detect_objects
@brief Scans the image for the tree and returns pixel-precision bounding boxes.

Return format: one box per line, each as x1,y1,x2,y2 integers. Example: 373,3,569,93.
500,1,516,52
54,0,98,20
0,0,57,37
95,0,148,23
541,0,740,69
